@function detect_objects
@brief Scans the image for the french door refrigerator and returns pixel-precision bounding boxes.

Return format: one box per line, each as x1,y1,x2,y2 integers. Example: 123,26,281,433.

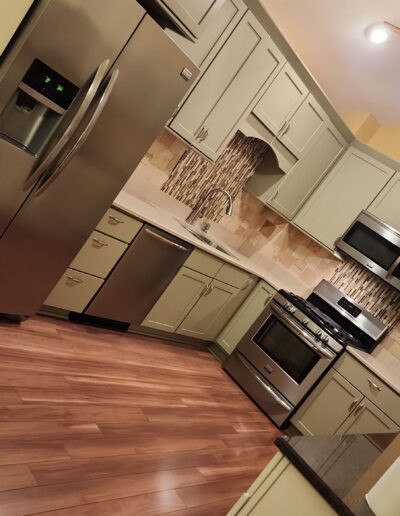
0,0,198,318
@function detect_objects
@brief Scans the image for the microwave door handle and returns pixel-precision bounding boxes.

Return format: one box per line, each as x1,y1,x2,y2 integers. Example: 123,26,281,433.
34,69,119,197
386,255,400,278
24,59,110,190
270,303,335,360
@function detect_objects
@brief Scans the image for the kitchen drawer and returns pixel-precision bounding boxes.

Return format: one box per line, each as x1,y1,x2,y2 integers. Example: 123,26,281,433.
44,269,103,313
184,248,224,277
215,262,253,288
335,353,400,426
96,208,143,243
69,231,127,279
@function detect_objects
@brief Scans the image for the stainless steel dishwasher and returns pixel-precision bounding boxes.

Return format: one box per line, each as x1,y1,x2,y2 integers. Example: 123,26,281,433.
86,224,193,323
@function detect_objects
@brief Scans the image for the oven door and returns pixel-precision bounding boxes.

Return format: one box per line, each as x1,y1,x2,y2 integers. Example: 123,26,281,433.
237,302,336,405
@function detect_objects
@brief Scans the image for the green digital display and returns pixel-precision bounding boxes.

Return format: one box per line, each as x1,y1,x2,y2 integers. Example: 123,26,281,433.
44,75,52,83
56,84,64,92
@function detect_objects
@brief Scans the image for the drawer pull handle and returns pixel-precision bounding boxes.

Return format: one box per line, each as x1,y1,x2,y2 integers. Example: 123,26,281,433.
348,398,359,412
93,237,108,247
368,378,382,392
108,215,124,224
353,402,365,417
67,275,84,284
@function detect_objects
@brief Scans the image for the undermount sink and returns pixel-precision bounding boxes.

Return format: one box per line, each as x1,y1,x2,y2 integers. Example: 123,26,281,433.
177,220,233,256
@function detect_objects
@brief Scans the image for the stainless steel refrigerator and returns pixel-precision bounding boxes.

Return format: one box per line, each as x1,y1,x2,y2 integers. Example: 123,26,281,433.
0,0,198,318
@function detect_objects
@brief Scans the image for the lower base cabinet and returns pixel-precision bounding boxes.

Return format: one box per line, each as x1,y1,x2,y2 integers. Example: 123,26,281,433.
228,452,336,516
216,280,276,354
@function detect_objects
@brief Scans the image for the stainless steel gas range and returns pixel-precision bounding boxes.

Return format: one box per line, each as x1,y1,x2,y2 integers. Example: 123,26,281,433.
224,280,388,428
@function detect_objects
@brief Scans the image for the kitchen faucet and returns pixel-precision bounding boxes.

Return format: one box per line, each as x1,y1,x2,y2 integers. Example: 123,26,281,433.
186,187,233,225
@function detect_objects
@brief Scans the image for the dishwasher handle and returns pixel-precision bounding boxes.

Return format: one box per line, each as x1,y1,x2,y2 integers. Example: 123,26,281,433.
144,228,191,252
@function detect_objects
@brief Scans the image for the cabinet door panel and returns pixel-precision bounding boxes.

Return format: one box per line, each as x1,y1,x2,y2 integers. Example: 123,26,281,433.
217,280,275,354
170,12,283,160
141,267,209,333
166,0,246,69
253,63,308,135
294,147,395,250
281,95,326,158
269,123,346,219
336,399,399,435
292,370,361,436
158,0,218,39
368,171,400,231
177,279,238,340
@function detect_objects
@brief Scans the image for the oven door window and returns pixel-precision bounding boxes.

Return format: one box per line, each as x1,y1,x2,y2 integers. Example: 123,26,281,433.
253,316,320,384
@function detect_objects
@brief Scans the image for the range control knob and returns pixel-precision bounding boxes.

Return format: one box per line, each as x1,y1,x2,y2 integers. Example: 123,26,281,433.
302,318,309,326
322,335,330,344
315,329,323,338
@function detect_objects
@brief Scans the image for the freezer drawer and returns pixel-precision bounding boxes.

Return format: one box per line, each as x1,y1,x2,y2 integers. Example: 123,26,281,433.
86,224,193,323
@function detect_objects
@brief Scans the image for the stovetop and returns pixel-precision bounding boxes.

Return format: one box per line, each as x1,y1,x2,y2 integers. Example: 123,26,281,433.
278,290,363,349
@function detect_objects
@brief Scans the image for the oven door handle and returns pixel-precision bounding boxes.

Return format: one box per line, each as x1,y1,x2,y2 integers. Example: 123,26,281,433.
270,303,336,360
236,353,292,411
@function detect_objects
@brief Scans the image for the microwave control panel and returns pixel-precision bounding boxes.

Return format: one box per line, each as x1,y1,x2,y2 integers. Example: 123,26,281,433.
337,297,362,318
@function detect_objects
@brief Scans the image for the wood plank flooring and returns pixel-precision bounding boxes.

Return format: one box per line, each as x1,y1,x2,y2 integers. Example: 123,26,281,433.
0,316,281,515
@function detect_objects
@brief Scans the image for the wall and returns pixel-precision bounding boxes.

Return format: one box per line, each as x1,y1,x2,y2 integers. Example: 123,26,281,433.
131,128,400,355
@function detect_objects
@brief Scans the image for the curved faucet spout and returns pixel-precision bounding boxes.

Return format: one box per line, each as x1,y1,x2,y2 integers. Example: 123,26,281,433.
186,187,234,225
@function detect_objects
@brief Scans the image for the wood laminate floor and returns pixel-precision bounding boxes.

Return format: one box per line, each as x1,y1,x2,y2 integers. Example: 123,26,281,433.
0,316,281,515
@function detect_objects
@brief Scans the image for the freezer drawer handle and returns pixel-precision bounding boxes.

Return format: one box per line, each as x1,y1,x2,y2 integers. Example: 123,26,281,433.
67,275,84,284
236,353,292,412
108,215,124,225
93,237,108,247
144,229,191,252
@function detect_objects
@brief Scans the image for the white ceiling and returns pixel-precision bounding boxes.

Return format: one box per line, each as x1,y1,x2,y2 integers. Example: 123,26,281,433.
259,0,400,125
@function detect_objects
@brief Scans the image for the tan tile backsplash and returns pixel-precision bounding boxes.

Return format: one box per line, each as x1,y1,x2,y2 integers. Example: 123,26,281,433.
135,128,399,353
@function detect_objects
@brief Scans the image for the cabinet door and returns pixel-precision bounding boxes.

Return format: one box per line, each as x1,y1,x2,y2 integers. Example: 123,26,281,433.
170,11,284,160
368,171,400,231
141,267,209,333
253,63,308,136
336,399,400,435
292,370,362,436
177,278,239,340
0,0,33,55
280,95,327,159
160,0,220,40
269,122,346,219
294,147,395,250
217,280,275,354
166,0,246,69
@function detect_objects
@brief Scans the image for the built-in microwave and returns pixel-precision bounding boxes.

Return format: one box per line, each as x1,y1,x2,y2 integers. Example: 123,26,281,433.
336,211,400,291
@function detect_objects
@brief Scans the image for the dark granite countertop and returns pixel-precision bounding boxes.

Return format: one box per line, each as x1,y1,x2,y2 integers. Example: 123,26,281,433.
275,433,400,516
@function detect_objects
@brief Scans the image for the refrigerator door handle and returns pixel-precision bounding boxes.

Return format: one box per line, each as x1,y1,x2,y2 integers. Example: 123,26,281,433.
23,59,110,190
34,69,119,197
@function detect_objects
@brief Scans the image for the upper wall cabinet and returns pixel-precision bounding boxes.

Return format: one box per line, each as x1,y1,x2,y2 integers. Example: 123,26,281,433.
367,171,400,232
268,122,347,219
294,147,395,250
253,62,308,136
166,0,246,70
169,11,285,161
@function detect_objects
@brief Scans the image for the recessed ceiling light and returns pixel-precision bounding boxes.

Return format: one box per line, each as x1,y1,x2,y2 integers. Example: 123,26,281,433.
366,21,400,44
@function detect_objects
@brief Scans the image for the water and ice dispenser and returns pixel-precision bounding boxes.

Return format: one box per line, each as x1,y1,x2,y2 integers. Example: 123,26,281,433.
0,59,78,155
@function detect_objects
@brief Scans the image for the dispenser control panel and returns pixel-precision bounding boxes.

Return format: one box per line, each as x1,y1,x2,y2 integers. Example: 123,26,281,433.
21,59,78,110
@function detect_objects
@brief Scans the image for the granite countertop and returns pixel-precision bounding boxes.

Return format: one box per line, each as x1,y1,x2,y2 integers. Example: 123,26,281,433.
347,346,400,396
275,433,400,516
113,183,311,296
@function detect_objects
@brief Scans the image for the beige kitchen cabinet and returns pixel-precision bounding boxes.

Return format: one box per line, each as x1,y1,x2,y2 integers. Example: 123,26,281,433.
141,267,210,333
336,399,399,435
217,280,276,354
215,262,253,289
268,122,347,219
176,278,240,340
228,452,336,516
69,230,127,279
170,11,284,161
43,269,103,313
279,94,327,159
96,208,143,243
166,0,246,70
292,369,361,436
0,0,33,55
253,62,308,136
294,146,395,250
368,171,400,231
184,248,224,277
